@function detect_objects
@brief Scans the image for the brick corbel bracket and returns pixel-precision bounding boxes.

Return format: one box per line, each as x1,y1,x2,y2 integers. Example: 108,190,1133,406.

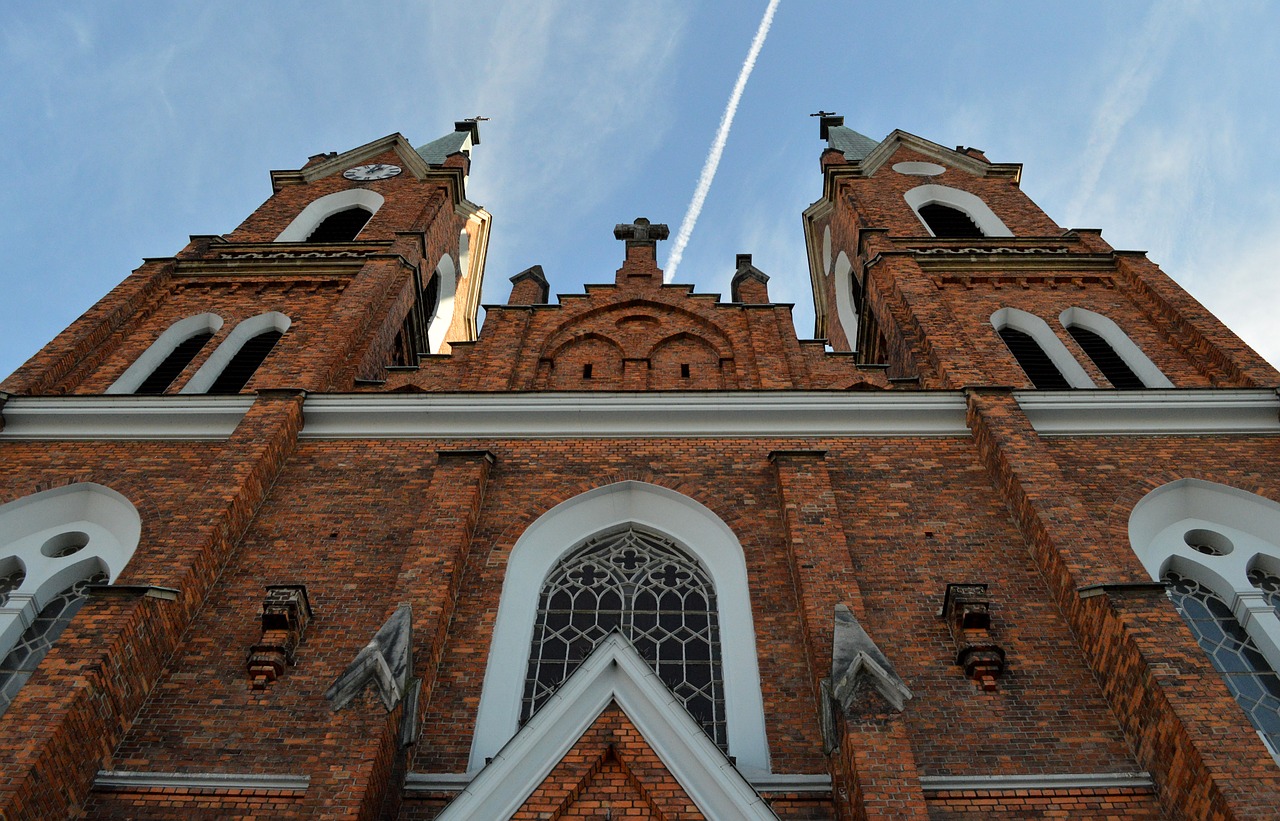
246,585,313,690
324,602,421,748
939,583,1006,691
820,604,913,753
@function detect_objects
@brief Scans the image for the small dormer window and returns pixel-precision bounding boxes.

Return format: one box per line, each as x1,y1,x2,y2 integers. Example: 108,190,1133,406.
305,207,372,242
917,203,984,238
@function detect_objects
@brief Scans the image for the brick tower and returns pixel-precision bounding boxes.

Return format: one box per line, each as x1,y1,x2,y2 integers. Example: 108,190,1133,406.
2,115,1280,819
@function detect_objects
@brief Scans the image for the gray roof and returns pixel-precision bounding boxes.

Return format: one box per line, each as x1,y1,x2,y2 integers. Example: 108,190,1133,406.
827,126,880,161
415,130,470,165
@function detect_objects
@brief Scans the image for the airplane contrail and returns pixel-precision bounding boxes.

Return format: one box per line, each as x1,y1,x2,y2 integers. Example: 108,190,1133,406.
664,0,781,282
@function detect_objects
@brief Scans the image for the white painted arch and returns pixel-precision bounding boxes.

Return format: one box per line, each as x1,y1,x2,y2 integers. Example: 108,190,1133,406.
274,189,384,243
991,307,1095,389
1060,307,1173,388
181,312,291,394
107,313,224,394
470,480,771,775
0,483,141,668
904,184,1013,238
427,254,457,355
832,251,859,352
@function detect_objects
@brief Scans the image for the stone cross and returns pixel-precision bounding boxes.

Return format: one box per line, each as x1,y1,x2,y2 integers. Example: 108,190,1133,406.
613,217,670,245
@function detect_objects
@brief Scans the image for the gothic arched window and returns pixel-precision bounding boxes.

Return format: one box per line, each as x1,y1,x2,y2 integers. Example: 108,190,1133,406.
206,329,283,394
523,527,726,749
917,203,984,238
181,312,290,394
998,327,1072,389
305,206,372,242
1059,307,1173,390
990,307,1094,390
107,313,224,395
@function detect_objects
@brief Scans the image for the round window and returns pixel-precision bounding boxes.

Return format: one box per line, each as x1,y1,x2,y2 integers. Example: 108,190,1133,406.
41,531,90,558
1184,528,1233,556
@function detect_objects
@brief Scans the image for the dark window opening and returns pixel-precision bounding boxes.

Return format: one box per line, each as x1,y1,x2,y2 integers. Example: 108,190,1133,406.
207,330,283,394
998,327,1071,389
1066,326,1144,389
582,363,593,379
918,203,984,238
390,271,440,366
134,332,213,394
305,207,372,242
680,363,690,379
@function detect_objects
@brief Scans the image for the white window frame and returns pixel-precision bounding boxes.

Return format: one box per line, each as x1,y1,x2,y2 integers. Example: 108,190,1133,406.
832,251,859,352
470,480,771,775
426,254,457,355
0,484,141,667
106,313,224,394
904,184,1013,238
991,307,1095,388
1059,307,1173,388
274,189,384,243
180,312,291,394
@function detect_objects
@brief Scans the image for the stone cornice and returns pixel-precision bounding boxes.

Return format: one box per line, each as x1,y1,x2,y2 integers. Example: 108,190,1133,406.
1017,389,1280,435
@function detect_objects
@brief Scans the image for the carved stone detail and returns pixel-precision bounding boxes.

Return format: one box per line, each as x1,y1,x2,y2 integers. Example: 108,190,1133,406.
940,583,1006,691
247,585,313,690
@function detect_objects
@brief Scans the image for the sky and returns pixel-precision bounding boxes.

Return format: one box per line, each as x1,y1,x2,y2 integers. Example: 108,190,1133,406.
2,1,1279,381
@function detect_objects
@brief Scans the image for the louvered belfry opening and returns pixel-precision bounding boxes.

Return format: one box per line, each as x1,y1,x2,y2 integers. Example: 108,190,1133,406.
391,271,440,366
305,207,372,242
207,330,283,394
998,327,1071,389
918,202,985,238
1067,326,1145,389
134,332,214,394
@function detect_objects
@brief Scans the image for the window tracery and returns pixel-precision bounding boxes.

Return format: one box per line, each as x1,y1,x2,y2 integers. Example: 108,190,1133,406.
523,526,726,749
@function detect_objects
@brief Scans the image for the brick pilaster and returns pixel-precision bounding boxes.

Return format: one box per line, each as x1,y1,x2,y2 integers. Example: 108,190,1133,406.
770,450,927,821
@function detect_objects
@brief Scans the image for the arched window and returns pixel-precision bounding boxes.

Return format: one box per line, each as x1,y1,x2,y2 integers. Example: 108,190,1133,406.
0,484,141,716
274,189,384,243
107,313,224,395
304,207,372,242
917,203,984,238
472,481,770,775
991,308,1094,390
1059,307,1173,390
903,184,1013,238
426,254,457,355
832,251,860,352
181,312,290,395
1130,479,1280,758
524,526,726,749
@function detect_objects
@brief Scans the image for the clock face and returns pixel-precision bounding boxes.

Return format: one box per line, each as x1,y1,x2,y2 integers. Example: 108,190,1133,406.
343,164,402,181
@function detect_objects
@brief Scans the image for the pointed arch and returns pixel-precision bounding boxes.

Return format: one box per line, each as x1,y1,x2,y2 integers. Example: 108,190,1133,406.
991,307,1094,389
181,312,290,394
0,484,141,714
1130,479,1280,756
274,189,384,243
1060,307,1172,389
426,253,457,355
471,481,770,775
904,184,1013,238
832,251,860,351
107,313,223,394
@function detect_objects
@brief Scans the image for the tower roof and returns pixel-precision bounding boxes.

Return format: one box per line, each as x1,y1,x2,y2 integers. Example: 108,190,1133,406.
818,115,880,161
416,120,481,165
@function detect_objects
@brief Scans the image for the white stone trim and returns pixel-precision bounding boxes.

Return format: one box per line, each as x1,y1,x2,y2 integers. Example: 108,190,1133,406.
1016,389,1280,435
106,313,224,394
95,771,309,792
904,184,1013,238
406,771,832,795
427,253,457,355
451,634,777,820
471,481,770,775
181,312,290,394
274,189,384,243
920,772,1153,791
0,484,141,672
832,251,858,352
1059,307,1173,388
302,392,971,439
991,307,1095,389
0,396,254,440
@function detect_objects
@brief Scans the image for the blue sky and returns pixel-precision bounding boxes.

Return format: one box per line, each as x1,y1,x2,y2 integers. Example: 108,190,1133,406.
3,1,1279,380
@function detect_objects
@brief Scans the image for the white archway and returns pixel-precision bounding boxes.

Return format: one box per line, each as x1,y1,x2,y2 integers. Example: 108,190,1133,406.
107,313,224,394
470,481,771,775
274,189,385,243
181,312,291,394
0,484,141,677
1059,307,1172,388
427,254,457,355
991,307,1095,389
904,184,1013,238
832,251,859,351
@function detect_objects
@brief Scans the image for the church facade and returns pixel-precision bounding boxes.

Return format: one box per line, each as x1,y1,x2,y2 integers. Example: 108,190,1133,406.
1,116,1280,819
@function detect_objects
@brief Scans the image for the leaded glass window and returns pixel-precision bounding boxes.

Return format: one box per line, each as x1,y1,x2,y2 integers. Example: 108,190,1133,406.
0,566,24,607
1166,571,1280,751
1248,567,1280,615
522,527,726,749
0,571,106,715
